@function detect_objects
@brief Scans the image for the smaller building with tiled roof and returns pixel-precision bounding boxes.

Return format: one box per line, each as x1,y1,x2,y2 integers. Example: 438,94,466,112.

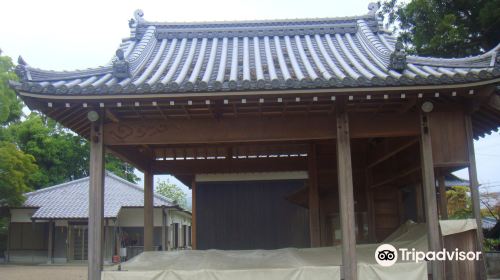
5,172,192,264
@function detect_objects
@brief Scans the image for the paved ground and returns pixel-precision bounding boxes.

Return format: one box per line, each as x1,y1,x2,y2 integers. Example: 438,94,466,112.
1,264,499,279
0,265,87,280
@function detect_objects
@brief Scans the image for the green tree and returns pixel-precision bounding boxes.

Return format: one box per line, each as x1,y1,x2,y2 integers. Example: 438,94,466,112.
105,154,139,184
3,112,139,187
156,179,188,209
0,50,22,125
0,142,38,206
4,113,90,188
446,186,473,219
379,0,500,57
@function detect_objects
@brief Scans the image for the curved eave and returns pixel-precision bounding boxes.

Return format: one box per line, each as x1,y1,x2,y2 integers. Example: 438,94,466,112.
11,74,500,98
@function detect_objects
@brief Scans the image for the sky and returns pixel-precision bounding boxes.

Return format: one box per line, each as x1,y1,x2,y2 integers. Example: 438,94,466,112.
1,0,499,196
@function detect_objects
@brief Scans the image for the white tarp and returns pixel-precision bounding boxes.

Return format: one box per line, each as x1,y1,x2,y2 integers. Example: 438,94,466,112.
103,220,474,280
439,218,477,236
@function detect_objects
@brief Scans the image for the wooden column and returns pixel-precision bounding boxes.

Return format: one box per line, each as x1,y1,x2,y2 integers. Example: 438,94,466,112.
191,180,197,250
161,208,167,251
415,184,425,223
365,169,376,242
465,114,487,280
366,190,376,242
144,170,154,251
88,118,105,280
336,106,357,280
6,221,10,262
47,220,54,264
438,175,448,219
308,144,321,247
420,112,444,280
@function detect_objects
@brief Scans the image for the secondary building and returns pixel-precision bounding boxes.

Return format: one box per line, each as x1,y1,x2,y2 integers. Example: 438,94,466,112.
6,172,191,264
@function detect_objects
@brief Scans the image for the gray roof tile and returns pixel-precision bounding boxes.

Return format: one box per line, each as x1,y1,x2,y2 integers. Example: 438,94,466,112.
22,172,177,220
11,6,500,95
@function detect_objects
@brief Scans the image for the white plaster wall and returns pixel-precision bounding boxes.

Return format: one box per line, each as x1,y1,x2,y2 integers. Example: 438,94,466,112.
10,209,37,223
117,208,191,228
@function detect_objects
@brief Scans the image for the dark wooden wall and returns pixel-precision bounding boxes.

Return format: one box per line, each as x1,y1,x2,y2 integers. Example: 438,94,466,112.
196,180,310,250
373,186,400,241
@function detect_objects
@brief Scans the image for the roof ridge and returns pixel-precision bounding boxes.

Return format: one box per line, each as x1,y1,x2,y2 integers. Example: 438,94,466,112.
25,176,90,197
140,14,378,27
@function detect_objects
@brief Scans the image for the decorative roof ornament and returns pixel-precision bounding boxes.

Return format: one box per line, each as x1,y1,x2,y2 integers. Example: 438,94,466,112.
389,40,407,72
494,51,500,69
18,56,27,66
368,2,380,16
112,49,130,80
128,18,136,28
15,56,28,81
134,9,145,25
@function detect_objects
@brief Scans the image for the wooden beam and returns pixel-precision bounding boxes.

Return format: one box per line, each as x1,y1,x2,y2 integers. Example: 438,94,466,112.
336,104,357,280
152,157,307,175
191,180,197,250
88,118,105,280
105,109,120,123
308,144,320,247
465,114,487,280
420,112,444,280
438,175,448,219
106,147,149,172
366,138,419,169
488,93,500,111
143,170,154,251
103,113,419,146
370,165,420,189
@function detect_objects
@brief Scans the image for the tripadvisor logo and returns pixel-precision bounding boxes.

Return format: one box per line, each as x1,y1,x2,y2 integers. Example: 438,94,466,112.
375,244,398,267
375,244,482,267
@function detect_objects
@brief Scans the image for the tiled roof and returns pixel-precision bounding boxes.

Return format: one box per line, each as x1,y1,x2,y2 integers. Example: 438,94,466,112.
10,5,500,95
22,172,178,220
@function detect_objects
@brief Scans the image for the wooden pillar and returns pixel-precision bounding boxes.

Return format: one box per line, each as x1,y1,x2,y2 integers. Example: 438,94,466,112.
465,114,487,280
308,144,321,247
47,220,54,264
88,117,105,280
438,175,448,219
415,183,425,223
161,208,167,251
397,190,405,224
419,112,444,280
191,180,197,250
336,106,357,280
144,170,154,251
6,220,10,262
365,169,376,243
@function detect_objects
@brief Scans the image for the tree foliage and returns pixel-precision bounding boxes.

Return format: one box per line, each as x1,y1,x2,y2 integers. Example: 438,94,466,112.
2,112,139,187
0,51,22,125
379,0,500,57
4,113,90,188
105,154,139,184
446,186,472,219
156,179,188,209
0,142,38,206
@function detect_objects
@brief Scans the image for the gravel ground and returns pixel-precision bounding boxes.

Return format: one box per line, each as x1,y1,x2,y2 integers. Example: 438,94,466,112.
0,265,87,280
